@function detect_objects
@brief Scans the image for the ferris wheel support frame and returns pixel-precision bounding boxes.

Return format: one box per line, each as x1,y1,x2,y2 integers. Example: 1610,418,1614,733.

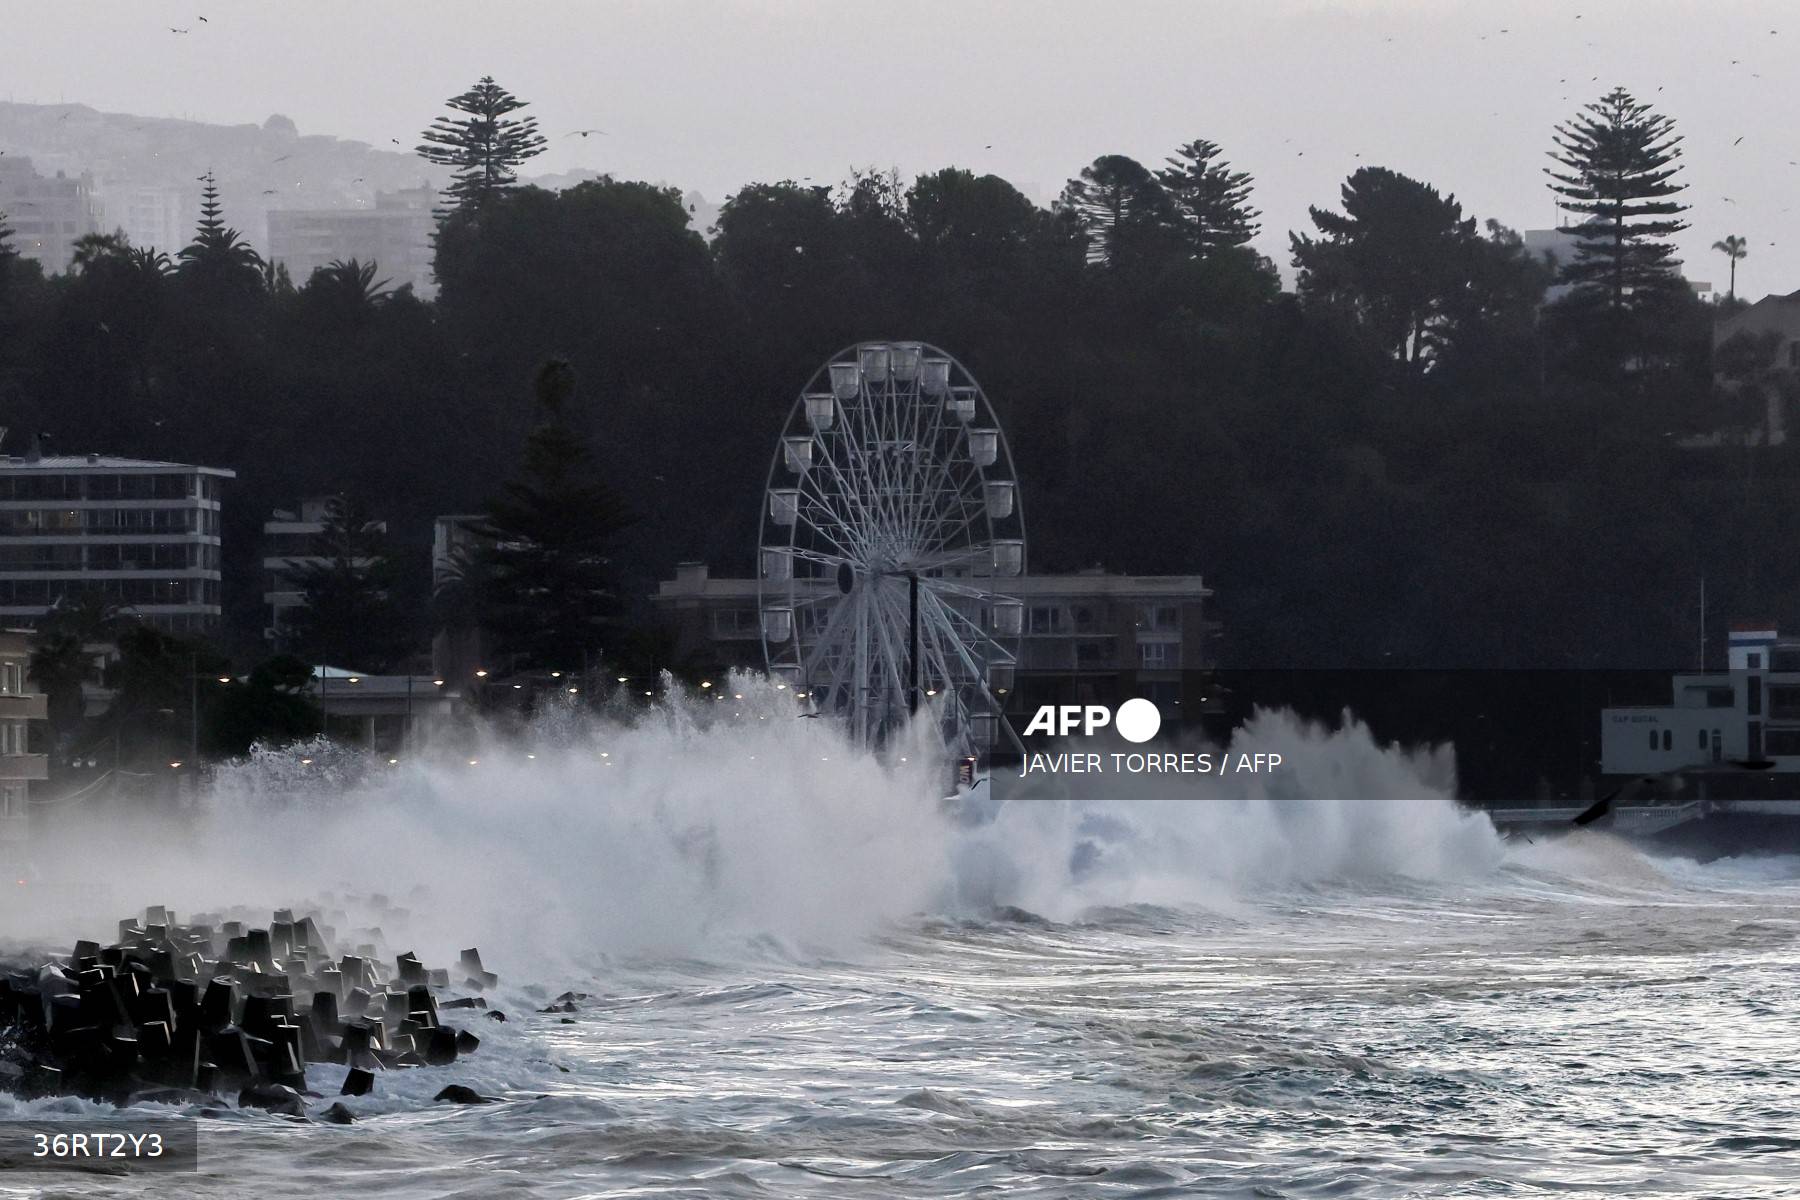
756,340,1027,760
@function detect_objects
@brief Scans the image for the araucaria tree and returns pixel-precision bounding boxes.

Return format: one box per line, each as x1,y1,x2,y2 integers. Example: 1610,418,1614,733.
1546,87,1689,311
471,360,633,672
177,171,263,294
1157,139,1259,255
417,76,548,214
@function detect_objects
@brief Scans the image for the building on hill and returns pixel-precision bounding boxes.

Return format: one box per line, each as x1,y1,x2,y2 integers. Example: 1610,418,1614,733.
1696,291,1800,448
1524,227,1713,304
0,446,233,633
267,186,436,296
0,155,100,274
97,184,189,256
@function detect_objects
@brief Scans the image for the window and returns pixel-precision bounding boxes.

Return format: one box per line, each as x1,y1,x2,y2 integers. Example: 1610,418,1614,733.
1749,676,1762,716
1648,729,1658,751
1028,605,1067,634
1075,639,1112,666
1140,641,1173,670
1748,652,1763,669
1136,604,1180,632
1662,729,1672,751
1766,728,1800,756
1699,729,1708,750
711,608,759,637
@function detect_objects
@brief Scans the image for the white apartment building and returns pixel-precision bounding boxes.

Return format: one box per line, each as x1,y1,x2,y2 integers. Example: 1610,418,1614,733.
0,450,234,633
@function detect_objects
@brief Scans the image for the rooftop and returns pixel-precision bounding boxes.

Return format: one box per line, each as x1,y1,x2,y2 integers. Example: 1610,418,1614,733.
0,454,235,476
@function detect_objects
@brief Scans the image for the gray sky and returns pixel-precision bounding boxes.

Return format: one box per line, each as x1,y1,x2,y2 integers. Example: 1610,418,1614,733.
13,0,1797,295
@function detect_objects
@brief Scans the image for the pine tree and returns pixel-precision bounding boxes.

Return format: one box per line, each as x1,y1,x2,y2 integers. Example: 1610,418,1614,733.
177,171,263,290
1157,139,1260,255
1291,167,1482,370
472,359,633,671
283,495,411,671
417,77,548,214
1057,155,1172,267
1546,87,1689,311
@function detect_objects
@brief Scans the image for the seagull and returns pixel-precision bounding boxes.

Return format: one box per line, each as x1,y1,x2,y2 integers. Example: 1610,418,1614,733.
198,14,208,21
169,27,189,34
273,154,291,163
261,189,276,194
1723,196,1737,203
564,129,608,138
1735,136,1745,145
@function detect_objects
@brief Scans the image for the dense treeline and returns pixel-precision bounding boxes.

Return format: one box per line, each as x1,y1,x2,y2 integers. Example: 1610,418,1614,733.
0,83,1790,677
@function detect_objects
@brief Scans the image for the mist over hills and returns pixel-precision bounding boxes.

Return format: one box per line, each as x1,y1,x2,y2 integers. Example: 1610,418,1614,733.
0,100,718,253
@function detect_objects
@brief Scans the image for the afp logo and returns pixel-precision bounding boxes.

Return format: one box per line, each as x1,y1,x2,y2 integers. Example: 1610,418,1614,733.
1022,698,1161,743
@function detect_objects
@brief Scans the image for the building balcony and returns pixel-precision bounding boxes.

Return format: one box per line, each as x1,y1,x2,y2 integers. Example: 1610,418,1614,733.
0,693,47,721
0,753,49,781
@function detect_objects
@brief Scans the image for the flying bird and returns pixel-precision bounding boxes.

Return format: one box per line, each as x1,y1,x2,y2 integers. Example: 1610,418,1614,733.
1735,136,1745,145
198,15,208,21
169,27,189,34
261,189,276,194
565,129,608,138
273,154,291,163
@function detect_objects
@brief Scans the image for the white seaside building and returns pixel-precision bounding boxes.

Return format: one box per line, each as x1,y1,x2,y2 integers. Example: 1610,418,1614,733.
1600,624,1800,782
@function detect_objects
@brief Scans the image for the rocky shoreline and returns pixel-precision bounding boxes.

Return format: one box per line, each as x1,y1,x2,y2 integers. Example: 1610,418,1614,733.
1,907,504,1119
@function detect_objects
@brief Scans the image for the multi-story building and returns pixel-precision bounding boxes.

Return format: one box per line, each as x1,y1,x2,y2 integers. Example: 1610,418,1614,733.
652,563,1215,729
266,186,436,296
99,184,189,257
0,155,101,275
0,628,49,861
0,450,234,633
261,498,386,646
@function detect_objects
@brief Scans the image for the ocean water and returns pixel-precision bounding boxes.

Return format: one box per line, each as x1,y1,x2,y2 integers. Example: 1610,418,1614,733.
5,687,1800,1198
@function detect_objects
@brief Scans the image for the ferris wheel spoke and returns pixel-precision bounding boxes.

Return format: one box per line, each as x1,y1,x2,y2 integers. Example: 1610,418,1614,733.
923,586,1020,667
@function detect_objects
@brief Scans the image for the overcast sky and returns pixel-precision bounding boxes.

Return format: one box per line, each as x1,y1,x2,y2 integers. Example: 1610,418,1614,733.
11,0,1797,295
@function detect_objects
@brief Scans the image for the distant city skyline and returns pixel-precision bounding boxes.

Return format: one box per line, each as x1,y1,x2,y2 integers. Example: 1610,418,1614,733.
8,0,1799,296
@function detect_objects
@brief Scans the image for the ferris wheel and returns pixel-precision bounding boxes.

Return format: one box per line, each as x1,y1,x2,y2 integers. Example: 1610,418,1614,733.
758,342,1026,758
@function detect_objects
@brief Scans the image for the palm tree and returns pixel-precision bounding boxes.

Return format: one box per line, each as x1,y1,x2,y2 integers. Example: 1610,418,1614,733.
304,259,392,311
1713,234,1747,302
